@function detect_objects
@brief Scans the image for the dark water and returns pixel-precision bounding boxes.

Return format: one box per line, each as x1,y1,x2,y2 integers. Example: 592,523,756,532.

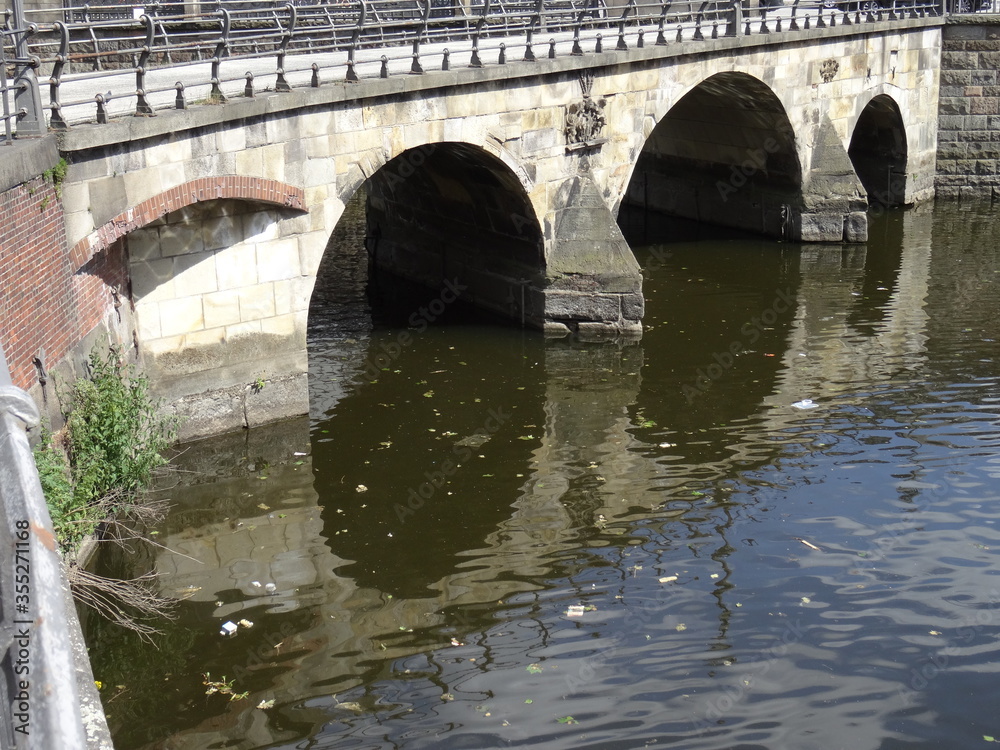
89,202,1000,750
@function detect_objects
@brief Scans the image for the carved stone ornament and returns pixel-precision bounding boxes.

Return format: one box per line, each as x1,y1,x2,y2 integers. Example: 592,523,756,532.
566,71,607,150
820,59,840,84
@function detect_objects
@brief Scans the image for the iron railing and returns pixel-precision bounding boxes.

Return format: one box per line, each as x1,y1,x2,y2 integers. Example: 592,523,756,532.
2,0,46,144
0,0,944,132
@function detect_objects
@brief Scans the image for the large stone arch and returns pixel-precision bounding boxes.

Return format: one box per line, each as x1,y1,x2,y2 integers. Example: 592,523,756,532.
620,72,804,240
848,94,908,207
357,142,546,326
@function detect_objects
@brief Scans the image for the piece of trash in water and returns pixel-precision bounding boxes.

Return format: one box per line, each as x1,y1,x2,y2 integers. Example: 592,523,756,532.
659,576,678,584
257,699,275,709
238,619,254,629
356,484,368,492
251,581,262,589
792,399,819,409
800,597,811,604
526,663,543,674
220,621,238,637
797,538,822,551
566,605,587,617
293,451,307,456
675,623,687,632
450,638,464,647
265,582,277,595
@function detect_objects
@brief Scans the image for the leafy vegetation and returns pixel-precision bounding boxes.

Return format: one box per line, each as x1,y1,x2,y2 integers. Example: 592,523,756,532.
33,344,175,553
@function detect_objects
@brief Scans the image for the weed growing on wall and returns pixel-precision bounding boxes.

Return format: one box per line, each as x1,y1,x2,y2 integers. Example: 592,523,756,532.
32,343,178,637
34,344,175,551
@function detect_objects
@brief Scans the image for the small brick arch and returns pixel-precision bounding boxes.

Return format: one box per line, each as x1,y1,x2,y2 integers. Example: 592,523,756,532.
70,177,306,269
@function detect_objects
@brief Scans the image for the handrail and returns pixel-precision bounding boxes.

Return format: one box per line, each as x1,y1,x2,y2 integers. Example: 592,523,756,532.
0,340,96,748
2,0,945,133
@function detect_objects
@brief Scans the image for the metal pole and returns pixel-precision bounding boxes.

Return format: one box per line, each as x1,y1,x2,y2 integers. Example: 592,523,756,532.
10,0,46,137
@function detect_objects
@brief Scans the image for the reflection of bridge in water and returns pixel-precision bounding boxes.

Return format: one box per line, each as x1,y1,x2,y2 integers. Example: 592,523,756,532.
150,207,936,746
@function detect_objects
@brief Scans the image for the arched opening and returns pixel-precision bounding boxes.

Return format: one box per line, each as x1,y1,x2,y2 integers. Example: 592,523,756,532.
307,142,547,416
848,95,908,208
364,143,545,326
620,72,802,242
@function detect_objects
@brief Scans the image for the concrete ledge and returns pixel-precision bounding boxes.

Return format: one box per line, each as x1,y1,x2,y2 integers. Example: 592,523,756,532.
0,136,61,193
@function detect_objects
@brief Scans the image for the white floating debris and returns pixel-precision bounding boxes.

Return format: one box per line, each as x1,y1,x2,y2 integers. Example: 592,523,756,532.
251,581,262,589
238,618,254,629
293,452,307,456
265,583,277,595
220,621,238,637
659,576,678,584
658,442,674,448
356,484,368,493
792,399,819,410
566,605,587,617
800,597,811,604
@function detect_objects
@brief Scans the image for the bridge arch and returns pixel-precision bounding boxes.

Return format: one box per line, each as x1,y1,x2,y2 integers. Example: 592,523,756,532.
848,94,908,208
329,142,548,327
620,72,802,240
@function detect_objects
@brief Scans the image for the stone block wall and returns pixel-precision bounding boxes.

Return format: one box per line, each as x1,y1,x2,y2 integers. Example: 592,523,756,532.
937,17,1000,199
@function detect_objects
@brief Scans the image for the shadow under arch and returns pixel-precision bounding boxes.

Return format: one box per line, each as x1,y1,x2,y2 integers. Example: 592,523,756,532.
356,142,547,327
620,71,802,242
848,94,908,207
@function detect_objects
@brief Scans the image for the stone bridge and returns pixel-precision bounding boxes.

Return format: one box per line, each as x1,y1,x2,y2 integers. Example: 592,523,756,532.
55,14,941,439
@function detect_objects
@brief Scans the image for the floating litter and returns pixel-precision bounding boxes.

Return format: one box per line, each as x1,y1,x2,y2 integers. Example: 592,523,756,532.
792,399,819,409
220,621,238,637
566,605,586,617
251,581,262,589
265,583,277,595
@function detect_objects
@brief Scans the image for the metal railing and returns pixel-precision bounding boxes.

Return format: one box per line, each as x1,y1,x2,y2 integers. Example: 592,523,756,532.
3,0,946,135
2,0,46,144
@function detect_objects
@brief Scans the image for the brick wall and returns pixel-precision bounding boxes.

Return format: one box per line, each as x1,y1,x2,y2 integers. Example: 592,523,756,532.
0,171,127,399
937,18,1000,199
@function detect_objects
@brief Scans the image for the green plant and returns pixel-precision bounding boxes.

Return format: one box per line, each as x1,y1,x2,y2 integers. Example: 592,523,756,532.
33,344,176,553
251,374,267,393
67,345,174,512
42,158,69,198
202,673,249,702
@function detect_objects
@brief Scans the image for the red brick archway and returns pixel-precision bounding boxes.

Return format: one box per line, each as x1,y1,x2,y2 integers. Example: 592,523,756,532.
70,177,306,268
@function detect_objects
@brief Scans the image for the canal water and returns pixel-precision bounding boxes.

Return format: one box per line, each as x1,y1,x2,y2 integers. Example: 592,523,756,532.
88,201,1000,749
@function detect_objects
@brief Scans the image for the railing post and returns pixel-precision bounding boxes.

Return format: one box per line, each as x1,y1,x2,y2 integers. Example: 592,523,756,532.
275,3,297,92
10,0,45,137
656,0,670,44
47,22,70,131
617,0,637,50
470,0,491,67
210,8,230,103
524,0,543,61
411,0,431,74
135,14,155,116
347,0,368,83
